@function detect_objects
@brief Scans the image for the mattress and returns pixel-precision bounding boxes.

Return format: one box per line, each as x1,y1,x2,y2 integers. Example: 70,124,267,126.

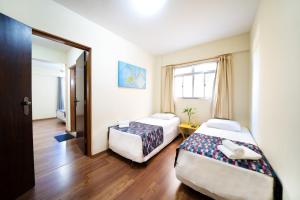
175,123,274,200
109,117,180,163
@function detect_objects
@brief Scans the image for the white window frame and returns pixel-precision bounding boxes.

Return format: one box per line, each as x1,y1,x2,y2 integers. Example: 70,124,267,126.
173,62,217,99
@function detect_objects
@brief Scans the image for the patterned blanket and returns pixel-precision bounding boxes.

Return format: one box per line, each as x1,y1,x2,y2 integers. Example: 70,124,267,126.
174,133,282,200
111,122,163,156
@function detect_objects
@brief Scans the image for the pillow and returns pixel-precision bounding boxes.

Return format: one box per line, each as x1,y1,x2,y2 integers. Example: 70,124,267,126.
206,119,241,132
118,120,130,128
151,113,175,120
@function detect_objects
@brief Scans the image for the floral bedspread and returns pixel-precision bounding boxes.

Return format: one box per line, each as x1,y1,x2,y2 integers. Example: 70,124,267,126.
111,122,163,156
176,132,275,176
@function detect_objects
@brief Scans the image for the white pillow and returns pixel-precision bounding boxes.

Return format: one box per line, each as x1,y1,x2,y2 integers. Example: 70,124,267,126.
151,113,175,120
118,120,130,128
206,119,241,132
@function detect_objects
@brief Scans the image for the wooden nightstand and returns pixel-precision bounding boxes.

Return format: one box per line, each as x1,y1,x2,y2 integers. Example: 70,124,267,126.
179,123,200,139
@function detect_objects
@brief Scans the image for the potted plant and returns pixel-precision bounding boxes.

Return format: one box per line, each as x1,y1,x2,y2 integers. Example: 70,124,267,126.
183,107,195,125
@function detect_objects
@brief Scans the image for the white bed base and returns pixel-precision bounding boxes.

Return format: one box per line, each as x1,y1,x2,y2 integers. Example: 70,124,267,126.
109,117,180,163
56,109,66,123
175,123,274,200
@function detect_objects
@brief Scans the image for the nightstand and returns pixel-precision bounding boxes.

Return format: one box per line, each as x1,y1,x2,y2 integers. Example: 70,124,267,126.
179,123,200,140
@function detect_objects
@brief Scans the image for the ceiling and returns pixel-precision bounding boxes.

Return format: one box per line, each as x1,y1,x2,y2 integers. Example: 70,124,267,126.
32,35,72,53
54,0,259,55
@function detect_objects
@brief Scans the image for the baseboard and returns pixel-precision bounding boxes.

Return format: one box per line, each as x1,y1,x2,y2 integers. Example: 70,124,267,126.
65,130,77,137
33,117,57,121
91,150,108,158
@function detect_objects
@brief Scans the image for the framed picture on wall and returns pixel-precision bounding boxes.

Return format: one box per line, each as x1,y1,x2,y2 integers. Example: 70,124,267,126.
118,61,146,89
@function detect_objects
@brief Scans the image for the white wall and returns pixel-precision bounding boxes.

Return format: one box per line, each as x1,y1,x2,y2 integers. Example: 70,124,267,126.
66,48,83,67
32,43,81,129
32,60,65,120
0,0,156,154
156,33,250,126
32,43,67,64
250,0,300,199
32,41,67,121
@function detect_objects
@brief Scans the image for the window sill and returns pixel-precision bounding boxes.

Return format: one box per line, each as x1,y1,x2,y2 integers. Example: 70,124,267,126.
175,97,212,100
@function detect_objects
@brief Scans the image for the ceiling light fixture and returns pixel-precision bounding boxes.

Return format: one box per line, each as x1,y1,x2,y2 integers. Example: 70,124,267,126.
130,0,167,16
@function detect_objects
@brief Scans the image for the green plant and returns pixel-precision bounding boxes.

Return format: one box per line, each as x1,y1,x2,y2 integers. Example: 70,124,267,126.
183,107,195,125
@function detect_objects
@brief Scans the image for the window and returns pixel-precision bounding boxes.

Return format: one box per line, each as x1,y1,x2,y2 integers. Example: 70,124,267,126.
174,62,217,98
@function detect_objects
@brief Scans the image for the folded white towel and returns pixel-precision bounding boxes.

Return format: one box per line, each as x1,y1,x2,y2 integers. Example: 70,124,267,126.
222,139,244,157
240,146,262,160
118,120,130,128
217,145,262,160
217,145,238,159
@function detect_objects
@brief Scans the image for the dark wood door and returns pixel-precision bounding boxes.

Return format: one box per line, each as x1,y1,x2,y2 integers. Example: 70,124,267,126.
75,52,87,154
0,13,35,199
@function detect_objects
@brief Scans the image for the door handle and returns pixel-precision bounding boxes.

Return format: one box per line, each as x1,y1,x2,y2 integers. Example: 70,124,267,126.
74,99,80,108
22,97,32,116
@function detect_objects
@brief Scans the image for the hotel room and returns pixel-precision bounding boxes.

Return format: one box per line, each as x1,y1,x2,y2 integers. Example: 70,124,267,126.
0,0,299,199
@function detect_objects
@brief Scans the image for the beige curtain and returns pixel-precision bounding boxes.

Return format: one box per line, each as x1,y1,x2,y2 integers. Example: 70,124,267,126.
161,65,175,113
212,55,232,119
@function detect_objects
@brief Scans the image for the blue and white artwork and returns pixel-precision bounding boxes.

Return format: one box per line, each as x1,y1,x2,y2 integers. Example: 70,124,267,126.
118,61,146,89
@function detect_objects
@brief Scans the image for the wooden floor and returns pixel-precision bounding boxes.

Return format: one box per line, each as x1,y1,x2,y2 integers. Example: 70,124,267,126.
31,118,83,178
19,119,212,200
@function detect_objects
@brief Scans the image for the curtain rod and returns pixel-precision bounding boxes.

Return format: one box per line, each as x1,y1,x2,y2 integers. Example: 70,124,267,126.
164,53,232,68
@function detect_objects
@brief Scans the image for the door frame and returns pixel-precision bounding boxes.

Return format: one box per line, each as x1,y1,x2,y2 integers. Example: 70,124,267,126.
69,65,76,132
32,28,92,157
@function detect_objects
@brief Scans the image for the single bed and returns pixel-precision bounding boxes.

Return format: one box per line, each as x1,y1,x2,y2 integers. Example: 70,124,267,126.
56,109,66,123
109,116,180,163
175,122,281,200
